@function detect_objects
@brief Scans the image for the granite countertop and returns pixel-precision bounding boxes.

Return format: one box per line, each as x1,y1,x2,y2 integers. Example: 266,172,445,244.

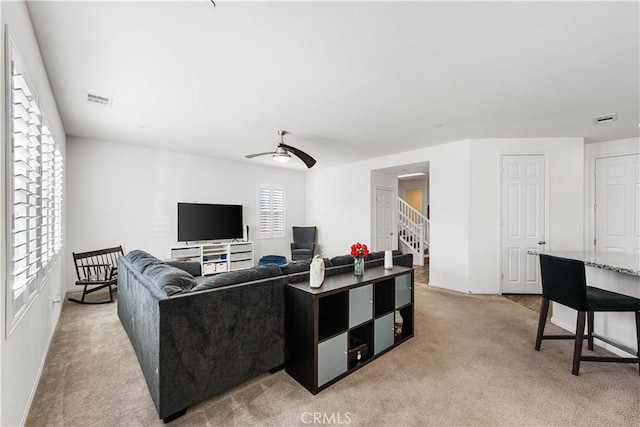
527,250,640,277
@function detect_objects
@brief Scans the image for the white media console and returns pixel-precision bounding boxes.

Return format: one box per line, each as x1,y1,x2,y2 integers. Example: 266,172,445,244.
170,242,254,276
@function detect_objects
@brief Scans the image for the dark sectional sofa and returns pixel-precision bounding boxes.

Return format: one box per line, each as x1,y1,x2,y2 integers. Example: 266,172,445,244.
117,249,412,422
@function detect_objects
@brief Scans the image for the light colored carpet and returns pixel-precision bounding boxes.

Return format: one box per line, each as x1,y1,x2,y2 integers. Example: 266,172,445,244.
26,284,640,426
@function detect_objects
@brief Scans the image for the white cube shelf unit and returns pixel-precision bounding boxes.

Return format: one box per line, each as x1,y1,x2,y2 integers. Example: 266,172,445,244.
170,242,254,276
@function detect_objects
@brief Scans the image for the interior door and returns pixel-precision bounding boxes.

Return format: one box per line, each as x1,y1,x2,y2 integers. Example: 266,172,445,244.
595,154,640,254
501,155,546,294
375,187,393,251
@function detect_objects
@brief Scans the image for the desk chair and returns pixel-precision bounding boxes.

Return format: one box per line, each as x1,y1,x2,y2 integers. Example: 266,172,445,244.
535,254,640,375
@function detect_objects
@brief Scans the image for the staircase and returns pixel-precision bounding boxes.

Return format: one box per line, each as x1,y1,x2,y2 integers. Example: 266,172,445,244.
397,197,429,266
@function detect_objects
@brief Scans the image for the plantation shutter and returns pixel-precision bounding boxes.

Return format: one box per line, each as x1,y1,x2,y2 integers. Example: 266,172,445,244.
11,59,42,298
53,147,64,252
258,185,285,238
41,124,54,266
7,36,65,325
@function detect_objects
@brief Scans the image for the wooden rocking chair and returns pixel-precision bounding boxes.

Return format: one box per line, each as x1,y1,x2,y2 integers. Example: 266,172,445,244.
68,246,124,304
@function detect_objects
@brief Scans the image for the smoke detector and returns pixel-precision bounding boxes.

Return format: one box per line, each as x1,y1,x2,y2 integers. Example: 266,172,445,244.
86,92,112,107
592,113,617,125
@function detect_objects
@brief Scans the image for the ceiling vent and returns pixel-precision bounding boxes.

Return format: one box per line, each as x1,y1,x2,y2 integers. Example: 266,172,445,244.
592,113,617,125
86,93,112,107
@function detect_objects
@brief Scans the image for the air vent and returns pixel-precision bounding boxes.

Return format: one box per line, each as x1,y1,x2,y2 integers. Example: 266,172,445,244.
86,93,112,107
593,113,617,125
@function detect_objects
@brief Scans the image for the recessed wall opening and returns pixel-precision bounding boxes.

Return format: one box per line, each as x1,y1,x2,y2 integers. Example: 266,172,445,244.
371,162,430,278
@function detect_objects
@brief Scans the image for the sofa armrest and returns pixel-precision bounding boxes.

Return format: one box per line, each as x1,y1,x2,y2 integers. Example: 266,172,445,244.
156,277,286,418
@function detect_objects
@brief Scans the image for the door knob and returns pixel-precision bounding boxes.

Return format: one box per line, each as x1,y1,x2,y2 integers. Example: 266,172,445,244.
538,241,546,245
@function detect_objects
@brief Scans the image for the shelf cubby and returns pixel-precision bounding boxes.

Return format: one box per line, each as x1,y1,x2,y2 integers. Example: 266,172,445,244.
374,279,395,317
318,292,348,341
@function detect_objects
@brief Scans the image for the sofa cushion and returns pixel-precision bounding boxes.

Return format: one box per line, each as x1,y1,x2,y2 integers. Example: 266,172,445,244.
143,263,197,296
126,250,163,273
166,260,202,277
367,251,385,260
191,265,282,292
330,255,354,266
280,260,311,275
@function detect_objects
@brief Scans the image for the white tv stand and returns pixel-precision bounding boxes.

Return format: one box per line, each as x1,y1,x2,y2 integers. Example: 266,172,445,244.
170,242,254,276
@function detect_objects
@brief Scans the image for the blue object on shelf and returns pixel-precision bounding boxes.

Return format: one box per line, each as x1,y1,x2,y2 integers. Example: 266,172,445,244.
258,255,288,266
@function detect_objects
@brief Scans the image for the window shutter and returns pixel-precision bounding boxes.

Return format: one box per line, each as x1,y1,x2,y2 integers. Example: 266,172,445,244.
272,187,285,236
7,37,65,326
257,185,285,238
11,61,42,296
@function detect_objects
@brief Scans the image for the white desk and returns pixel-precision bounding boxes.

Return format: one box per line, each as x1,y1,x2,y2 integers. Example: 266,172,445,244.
530,251,640,356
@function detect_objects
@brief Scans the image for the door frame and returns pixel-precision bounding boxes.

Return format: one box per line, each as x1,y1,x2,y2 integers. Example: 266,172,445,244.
588,152,640,254
497,152,550,294
373,186,395,252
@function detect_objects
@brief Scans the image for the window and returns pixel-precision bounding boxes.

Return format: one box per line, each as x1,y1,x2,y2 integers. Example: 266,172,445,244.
7,37,64,327
258,184,285,238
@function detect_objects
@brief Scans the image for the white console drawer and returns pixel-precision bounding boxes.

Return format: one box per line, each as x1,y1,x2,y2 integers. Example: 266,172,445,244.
171,247,201,258
230,252,252,261
230,260,253,270
231,243,252,253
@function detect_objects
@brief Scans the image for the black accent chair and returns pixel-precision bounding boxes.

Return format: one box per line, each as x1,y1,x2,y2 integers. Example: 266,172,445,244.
535,254,640,375
68,246,124,304
290,226,317,261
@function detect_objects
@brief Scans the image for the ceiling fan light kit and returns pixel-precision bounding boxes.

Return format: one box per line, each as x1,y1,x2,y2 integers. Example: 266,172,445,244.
245,130,317,168
272,146,291,163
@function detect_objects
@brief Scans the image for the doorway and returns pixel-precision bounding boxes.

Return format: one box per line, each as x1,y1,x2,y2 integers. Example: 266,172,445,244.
500,155,547,294
374,187,393,251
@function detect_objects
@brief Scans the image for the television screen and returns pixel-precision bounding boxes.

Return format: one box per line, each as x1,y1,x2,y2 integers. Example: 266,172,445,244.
177,203,243,242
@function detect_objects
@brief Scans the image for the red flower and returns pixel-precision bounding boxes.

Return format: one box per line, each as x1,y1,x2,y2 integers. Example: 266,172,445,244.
350,242,369,258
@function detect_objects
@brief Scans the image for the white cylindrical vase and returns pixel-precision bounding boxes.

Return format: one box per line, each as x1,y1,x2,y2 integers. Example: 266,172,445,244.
384,250,393,270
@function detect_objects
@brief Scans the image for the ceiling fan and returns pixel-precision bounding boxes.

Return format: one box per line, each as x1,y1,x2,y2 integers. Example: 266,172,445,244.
245,130,317,169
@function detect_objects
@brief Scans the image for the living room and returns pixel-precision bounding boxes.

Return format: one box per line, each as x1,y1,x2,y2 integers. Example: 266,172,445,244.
1,1,639,426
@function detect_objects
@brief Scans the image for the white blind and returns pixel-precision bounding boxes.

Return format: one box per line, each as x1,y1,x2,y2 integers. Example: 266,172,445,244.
8,38,64,323
258,185,285,238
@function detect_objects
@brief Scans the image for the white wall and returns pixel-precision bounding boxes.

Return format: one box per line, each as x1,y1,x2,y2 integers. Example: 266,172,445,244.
65,136,306,292
306,140,471,290
306,137,585,294
398,176,429,215
468,138,585,294
1,2,67,426
584,137,640,252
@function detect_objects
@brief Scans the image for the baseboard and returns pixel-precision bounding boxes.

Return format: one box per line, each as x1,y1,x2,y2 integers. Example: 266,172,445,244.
427,282,469,294
550,316,630,358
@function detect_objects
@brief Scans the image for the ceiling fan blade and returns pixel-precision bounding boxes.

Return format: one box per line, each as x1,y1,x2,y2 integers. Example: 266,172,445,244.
280,143,317,168
244,151,275,159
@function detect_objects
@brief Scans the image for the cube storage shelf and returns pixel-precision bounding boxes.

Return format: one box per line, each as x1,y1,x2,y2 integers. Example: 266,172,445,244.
285,265,414,394
170,242,254,276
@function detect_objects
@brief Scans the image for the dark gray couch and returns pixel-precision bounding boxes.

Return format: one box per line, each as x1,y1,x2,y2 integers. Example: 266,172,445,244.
117,249,412,422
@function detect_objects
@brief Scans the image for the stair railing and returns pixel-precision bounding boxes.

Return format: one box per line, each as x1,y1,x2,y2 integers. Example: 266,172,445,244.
397,198,429,263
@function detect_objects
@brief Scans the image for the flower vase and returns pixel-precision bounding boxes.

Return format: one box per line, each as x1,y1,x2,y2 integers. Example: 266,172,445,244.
354,257,365,276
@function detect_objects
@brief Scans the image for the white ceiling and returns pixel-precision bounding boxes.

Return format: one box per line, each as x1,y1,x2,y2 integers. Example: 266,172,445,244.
27,1,640,171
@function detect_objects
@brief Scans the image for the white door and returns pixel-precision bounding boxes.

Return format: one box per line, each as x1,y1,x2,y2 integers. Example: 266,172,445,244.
594,154,640,254
375,187,393,251
501,155,546,294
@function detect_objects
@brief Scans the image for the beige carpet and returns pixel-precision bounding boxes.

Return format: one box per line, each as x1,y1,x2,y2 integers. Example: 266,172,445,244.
26,284,640,426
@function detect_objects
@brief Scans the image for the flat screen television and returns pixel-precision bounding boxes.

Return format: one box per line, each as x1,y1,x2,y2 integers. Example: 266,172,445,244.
177,203,243,242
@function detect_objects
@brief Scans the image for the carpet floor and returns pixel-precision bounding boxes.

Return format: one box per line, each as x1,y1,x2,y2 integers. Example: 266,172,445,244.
26,284,640,426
